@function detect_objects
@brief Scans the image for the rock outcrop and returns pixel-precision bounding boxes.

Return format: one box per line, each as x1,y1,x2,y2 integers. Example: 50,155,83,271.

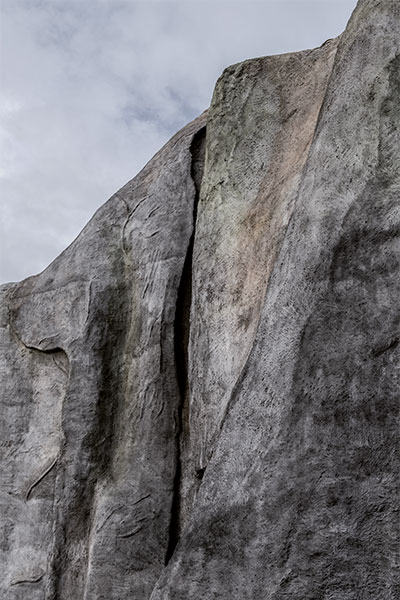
1,0,399,598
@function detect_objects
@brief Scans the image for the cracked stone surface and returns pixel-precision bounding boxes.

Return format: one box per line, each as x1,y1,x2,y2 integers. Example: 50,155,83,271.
1,0,399,598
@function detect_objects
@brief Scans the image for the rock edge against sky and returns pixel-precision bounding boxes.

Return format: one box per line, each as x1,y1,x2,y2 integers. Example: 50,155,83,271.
1,0,399,597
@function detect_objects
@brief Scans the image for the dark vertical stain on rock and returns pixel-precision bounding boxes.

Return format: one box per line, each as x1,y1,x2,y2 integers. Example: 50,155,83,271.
49,276,130,599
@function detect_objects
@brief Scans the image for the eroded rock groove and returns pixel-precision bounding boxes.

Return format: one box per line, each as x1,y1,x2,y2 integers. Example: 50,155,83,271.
166,126,207,563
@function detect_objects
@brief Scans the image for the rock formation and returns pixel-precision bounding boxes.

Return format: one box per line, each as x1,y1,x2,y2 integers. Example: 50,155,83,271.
1,0,399,597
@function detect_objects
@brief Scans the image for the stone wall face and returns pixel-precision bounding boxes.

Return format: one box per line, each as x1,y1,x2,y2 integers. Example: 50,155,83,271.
1,1,399,598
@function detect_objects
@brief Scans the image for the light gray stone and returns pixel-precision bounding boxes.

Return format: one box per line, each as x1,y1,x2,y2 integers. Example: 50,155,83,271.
181,38,339,533
1,0,399,598
151,1,400,598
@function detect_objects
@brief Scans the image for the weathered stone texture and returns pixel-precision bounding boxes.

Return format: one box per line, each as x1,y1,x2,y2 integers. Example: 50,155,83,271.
0,113,206,599
1,0,399,598
183,39,339,530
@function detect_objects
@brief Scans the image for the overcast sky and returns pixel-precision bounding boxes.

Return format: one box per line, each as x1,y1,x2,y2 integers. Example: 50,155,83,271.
0,0,358,284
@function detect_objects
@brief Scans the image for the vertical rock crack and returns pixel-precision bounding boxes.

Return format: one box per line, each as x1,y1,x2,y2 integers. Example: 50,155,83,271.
165,126,206,564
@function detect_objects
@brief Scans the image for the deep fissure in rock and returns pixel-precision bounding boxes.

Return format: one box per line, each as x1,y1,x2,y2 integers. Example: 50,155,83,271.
166,126,206,564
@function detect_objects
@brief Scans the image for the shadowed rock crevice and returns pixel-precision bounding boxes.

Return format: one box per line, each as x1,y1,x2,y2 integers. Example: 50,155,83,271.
166,125,207,563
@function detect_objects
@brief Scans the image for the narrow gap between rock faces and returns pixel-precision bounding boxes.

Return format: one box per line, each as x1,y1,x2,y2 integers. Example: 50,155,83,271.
166,125,207,565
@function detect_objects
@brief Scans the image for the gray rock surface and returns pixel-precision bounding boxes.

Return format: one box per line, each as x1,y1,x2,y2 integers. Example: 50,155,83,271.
0,113,206,599
1,0,399,597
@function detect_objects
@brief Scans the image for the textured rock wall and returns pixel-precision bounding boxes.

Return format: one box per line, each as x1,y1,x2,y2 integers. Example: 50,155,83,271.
0,113,206,599
183,38,338,531
1,0,399,598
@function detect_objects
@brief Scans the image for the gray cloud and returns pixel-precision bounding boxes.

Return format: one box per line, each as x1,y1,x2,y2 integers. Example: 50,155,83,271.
0,0,357,283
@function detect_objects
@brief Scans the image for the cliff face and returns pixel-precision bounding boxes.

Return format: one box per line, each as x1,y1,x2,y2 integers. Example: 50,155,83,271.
1,1,399,598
